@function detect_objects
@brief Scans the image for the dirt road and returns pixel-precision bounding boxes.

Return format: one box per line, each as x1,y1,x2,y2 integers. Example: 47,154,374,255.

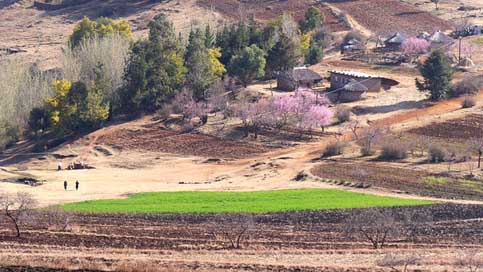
1,93,482,206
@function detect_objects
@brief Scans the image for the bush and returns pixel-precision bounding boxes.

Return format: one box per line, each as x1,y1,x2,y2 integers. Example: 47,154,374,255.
323,142,345,157
428,145,446,163
461,96,476,108
453,75,483,97
379,144,408,160
335,106,351,123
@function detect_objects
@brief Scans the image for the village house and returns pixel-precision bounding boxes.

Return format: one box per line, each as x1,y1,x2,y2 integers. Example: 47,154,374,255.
330,70,382,92
384,32,406,51
428,30,453,47
341,38,365,54
329,70,399,102
277,67,323,91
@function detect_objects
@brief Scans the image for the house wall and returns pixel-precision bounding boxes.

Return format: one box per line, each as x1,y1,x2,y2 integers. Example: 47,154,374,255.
330,73,381,92
338,90,365,102
277,78,296,92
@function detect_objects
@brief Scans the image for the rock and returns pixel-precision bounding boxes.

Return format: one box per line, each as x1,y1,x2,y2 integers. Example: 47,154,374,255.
293,170,309,182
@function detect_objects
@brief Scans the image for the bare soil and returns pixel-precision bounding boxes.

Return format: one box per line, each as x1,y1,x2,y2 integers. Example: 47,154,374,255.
0,204,481,271
94,123,272,159
408,113,483,142
311,161,483,201
328,0,453,35
196,0,350,32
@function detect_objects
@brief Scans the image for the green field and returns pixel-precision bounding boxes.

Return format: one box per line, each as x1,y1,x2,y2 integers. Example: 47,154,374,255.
62,189,432,214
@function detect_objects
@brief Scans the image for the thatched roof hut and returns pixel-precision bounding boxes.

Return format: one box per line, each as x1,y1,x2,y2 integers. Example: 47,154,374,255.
277,67,323,91
384,32,406,50
337,80,368,102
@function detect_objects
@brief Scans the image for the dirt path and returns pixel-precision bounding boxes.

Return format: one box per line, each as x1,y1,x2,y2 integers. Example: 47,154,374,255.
1,94,483,206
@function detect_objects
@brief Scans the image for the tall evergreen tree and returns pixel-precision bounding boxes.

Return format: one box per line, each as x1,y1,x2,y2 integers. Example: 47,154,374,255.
416,49,454,101
299,7,324,33
229,45,266,87
204,24,216,48
185,28,213,100
119,14,186,113
305,38,324,65
266,33,300,74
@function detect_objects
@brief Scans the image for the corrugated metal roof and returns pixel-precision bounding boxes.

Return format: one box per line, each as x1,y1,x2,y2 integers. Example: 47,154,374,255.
330,70,381,79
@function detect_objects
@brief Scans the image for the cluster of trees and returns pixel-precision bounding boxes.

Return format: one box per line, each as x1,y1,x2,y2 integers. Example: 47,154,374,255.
0,61,53,149
25,16,133,139
233,88,333,138
216,7,327,83
22,8,328,141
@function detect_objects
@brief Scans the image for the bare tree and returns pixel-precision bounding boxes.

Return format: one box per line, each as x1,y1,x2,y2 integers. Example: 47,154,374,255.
345,208,401,249
377,253,421,272
206,81,230,118
43,206,71,231
468,138,483,168
347,119,362,140
431,0,440,10
359,127,386,156
0,192,38,237
210,213,255,249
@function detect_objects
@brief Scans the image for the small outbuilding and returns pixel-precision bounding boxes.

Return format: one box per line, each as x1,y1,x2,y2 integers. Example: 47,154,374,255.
341,38,365,54
384,32,406,50
277,67,323,91
428,30,453,46
337,80,368,102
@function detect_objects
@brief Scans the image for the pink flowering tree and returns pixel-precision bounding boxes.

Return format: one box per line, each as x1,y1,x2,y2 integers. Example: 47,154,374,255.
233,97,272,138
172,89,209,123
401,37,431,55
233,88,333,138
304,105,334,133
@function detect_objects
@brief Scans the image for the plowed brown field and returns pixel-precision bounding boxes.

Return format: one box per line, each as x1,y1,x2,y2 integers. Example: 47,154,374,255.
0,205,481,271
95,124,271,159
329,0,453,34
196,0,350,32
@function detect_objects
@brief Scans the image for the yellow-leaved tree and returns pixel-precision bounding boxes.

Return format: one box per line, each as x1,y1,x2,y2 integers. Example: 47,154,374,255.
208,48,226,80
45,79,74,128
70,17,132,48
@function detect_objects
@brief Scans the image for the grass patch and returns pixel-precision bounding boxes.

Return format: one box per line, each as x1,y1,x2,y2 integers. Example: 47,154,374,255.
422,176,449,185
62,189,432,214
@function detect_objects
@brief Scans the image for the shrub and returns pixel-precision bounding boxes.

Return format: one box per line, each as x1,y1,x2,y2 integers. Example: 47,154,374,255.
453,75,483,97
323,142,345,157
428,145,446,163
461,96,476,108
335,106,351,123
379,144,408,160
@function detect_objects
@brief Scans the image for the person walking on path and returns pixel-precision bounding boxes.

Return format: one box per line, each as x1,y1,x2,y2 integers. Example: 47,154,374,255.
64,180,68,191
75,180,79,191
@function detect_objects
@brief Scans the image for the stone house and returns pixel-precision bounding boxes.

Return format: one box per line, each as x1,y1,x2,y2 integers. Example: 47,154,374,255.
277,67,323,91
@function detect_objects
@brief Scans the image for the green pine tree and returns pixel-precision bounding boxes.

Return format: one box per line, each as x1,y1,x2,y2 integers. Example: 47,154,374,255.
416,50,454,101
229,45,266,87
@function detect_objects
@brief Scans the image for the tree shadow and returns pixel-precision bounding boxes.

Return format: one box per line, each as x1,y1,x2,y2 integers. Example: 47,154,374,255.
352,100,425,115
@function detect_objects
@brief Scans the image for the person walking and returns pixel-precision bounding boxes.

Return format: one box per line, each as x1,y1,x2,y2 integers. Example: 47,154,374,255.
64,180,68,191
75,180,79,191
